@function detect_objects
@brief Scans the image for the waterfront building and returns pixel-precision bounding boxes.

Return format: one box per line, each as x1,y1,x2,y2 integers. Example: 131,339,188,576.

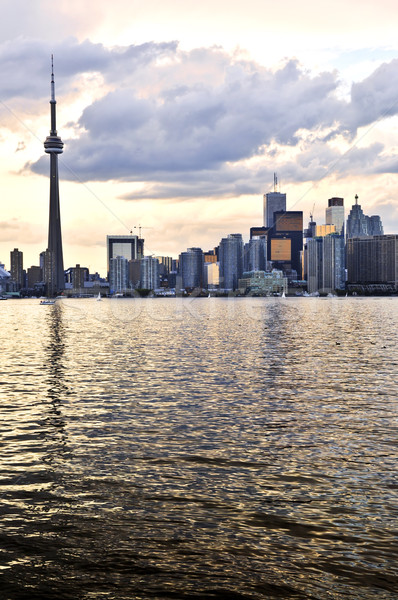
326,197,344,235
307,233,345,294
109,256,129,293
44,57,65,297
27,266,42,290
0,263,10,295
238,269,287,295
179,247,204,290
346,235,398,292
140,256,160,290
65,264,89,290
219,234,244,291
10,248,24,290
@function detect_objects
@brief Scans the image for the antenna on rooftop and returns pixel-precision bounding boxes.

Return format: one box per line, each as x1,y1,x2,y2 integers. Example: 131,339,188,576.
273,172,278,193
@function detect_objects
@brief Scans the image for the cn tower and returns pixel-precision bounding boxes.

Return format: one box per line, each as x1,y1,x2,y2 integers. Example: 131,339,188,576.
44,55,64,296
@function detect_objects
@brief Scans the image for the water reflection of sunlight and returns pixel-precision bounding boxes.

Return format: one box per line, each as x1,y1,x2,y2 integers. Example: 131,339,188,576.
41,303,70,461
44,304,68,405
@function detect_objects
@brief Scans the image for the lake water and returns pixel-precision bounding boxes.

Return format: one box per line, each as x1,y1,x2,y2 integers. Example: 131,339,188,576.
1,296,397,599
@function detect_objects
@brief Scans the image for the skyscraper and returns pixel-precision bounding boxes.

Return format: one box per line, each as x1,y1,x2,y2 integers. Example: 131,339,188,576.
219,234,244,291
267,211,303,278
10,248,23,290
44,56,65,296
346,195,369,238
346,195,384,239
109,255,129,293
140,256,160,290
322,234,346,293
326,197,344,235
263,174,286,227
244,237,267,272
263,192,287,228
179,247,204,289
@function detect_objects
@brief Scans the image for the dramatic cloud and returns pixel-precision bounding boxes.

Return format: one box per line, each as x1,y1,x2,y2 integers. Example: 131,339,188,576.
10,38,394,200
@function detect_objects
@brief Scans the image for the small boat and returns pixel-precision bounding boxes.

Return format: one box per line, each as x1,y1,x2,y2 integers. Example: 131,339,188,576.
40,299,56,305
96,292,102,301
281,291,286,298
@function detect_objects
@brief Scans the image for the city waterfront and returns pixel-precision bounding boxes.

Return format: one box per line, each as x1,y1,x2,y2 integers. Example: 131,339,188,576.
1,297,397,599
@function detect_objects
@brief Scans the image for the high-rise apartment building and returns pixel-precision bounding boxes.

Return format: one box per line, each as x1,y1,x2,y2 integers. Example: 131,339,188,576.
219,234,244,291
179,247,204,290
109,255,129,293
10,248,23,290
140,256,160,290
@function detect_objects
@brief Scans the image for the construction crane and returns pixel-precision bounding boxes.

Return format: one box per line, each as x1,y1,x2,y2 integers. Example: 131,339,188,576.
130,224,153,237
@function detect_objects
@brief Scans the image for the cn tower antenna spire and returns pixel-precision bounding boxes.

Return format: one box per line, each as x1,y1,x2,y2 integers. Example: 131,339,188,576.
51,54,55,102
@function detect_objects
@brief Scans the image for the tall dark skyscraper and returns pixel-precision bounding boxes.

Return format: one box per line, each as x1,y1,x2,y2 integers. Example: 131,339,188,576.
44,56,64,296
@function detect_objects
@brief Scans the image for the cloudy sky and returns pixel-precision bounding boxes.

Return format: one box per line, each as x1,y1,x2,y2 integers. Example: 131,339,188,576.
1,0,397,275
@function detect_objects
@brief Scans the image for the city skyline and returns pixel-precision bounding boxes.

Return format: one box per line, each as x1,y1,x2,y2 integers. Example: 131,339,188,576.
1,1,398,275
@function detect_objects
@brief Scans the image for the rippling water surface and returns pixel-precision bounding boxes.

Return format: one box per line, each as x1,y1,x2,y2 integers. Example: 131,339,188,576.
1,297,397,599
